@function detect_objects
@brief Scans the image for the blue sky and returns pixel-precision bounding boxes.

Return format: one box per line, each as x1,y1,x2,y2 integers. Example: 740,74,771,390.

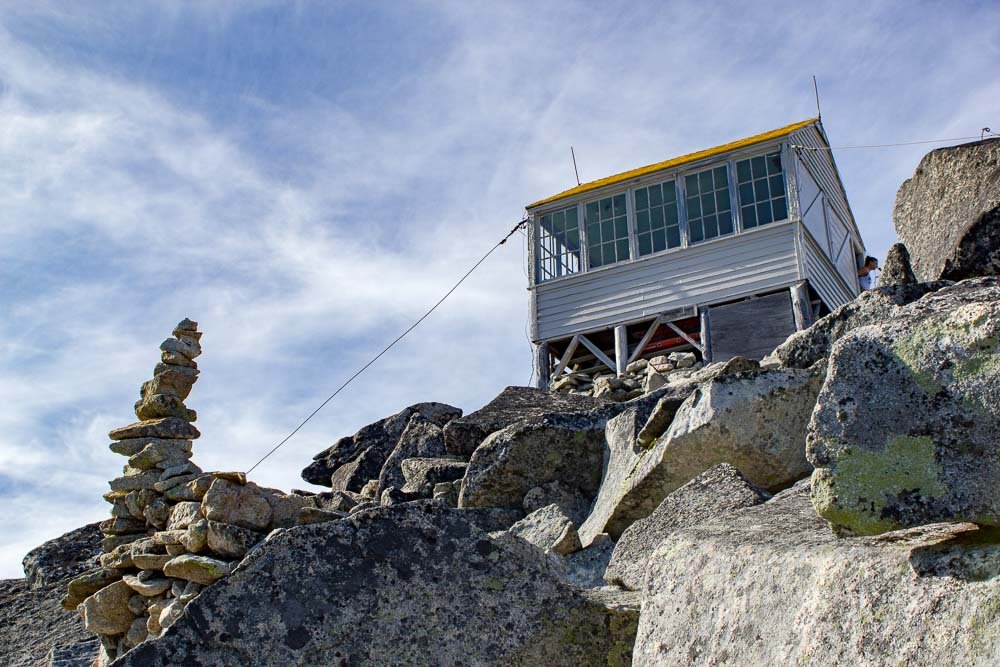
0,0,997,577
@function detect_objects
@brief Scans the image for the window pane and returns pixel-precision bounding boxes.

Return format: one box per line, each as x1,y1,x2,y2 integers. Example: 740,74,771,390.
699,171,713,192
757,201,773,226
738,182,754,204
586,201,600,221
754,179,770,200
751,156,766,179
704,216,718,239
637,210,650,233
638,233,652,255
614,218,628,239
685,174,699,194
613,194,626,216
649,184,663,207
665,205,678,225
666,226,681,248
702,193,716,215
652,230,666,253
634,188,648,211
565,207,578,225
687,196,702,218
736,159,751,182
716,190,731,212
718,211,733,235
663,181,676,203
713,166,728,187
772,196,788,221
602,219,613,239
690,221,704,242
742,205,757,228
588,222,601,241
767,153,782,175
616,238,630,261
769,174,784,196
650,207,664,228
537,205,582,282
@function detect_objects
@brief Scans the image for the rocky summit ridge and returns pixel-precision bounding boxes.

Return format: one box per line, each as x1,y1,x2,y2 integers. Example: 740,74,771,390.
2,138,998,666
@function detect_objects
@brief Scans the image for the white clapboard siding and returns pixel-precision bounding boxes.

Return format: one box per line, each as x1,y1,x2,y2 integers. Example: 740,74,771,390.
789,124,862,246
802,226,856,309
534,222,799,341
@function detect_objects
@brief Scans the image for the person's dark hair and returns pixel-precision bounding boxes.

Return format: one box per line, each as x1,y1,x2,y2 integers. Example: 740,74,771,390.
864,256,878,267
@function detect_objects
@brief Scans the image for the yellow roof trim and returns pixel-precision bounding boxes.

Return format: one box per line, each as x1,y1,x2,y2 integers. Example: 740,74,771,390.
527,118,819,210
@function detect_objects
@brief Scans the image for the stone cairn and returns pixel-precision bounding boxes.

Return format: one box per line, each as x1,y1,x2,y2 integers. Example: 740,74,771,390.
62,319,322,662
550,351,703,401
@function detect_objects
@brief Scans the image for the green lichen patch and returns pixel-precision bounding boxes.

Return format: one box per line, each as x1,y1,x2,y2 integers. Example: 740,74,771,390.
812,435,948,536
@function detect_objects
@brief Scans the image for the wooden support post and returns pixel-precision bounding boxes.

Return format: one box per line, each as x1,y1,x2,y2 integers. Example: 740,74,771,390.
550,335,580,381
790,281,812,331
664,321,703,354
628,317,662,364
578,335,617,373
614,325,627,377
534,342,550,389
699,308,713,364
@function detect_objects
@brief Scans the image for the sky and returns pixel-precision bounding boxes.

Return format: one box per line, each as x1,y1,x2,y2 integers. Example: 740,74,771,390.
0,0,997,578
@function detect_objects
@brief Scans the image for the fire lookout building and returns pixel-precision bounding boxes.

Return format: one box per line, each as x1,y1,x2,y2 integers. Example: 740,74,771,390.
525,118,867,388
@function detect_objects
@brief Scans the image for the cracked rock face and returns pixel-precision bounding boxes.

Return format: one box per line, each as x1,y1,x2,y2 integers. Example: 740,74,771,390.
809,277,1000,534
893,137,1000,281
115,502,638,666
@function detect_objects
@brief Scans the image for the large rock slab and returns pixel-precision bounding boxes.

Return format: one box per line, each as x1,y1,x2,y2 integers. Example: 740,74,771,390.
302,402,461,488
605,463,767,590
109,417,200,441
770,281,951,369
459,413,609,512
22,523,101,588
633,481,1000,666
504,504,582,555
443,386,610,456
400,457,468,496
116,502,638,666
580,368,820,544
809,277,1000,534
893,137,1000,281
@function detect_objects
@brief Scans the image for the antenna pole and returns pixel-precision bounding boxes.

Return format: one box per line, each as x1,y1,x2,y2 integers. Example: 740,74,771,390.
812,75,822,122
570,146,581,186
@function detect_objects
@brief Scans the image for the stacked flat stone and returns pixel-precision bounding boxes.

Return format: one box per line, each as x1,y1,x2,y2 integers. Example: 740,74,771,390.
550,351,703,400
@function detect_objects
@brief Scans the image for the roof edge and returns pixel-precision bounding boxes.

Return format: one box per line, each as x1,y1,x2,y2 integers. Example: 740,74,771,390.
526,117,819,210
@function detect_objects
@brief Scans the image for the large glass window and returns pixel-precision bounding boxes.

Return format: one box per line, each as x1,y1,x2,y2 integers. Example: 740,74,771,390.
684,165,733,244
634,180,681,256
736,152,787,229
537,206,581,281
585,194,630,269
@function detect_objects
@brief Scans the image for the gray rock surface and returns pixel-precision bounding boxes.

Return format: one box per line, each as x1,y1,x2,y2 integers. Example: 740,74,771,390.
442,386,610,456
560,534,616,589
523,480,592,525
47,639,100,667
894,137,1000,281
302,402,461,488
115,502,638,666
22,523,102,588
505,504,582,555
809,277,1000,534
605,463,767,590
400,457,468,496
376,413,448,496
769,281,951,369
879,242,918,286
633,481,1000,666
580,367,820,544
459,413,608,511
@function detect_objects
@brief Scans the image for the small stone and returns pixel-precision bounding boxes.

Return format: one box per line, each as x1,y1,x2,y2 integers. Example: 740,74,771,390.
879,242,919,286
213,471,247,485
63,568,123,610
171,580,186,597
162,350,197,367
134,393,197,422
348,501,376,515
264,492,317,529
153,529,186,545
99,517,147,536
163,474,213,502
112,437,192,457
125,616,149,647
159,599,185,630
166,544,187,556
166,502,202,531
127,593,148,615
432,482,458,506
123,573,172,596
668,351,697,368
360,479,379,499
108,471,160,493
110,417,200,442
143,497,172,529
154,471,200,491
160,337,201,360
128,440,192,470
174,318,198,333
206,520,263,559
80,580,135,635
315,490,359,513
99,543,135,569
163,554,232,585
147,599,171,636
201,478,272,530
101,533,147,553
626,359,648,374
148,363,199,400
180,519,208,553
506,504,582,555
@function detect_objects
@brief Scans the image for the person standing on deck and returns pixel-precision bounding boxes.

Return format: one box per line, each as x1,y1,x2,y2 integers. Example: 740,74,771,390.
857,256,879,291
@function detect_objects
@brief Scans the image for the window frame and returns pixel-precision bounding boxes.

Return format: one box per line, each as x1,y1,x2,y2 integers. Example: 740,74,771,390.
531,143,790,285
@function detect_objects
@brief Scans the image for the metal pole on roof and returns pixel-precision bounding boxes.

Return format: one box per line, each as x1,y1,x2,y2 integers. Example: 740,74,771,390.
812,75,822,122
571,146,581,186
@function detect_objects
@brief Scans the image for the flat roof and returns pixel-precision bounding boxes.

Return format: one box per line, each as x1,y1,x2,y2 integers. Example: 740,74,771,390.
527,117,818,210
